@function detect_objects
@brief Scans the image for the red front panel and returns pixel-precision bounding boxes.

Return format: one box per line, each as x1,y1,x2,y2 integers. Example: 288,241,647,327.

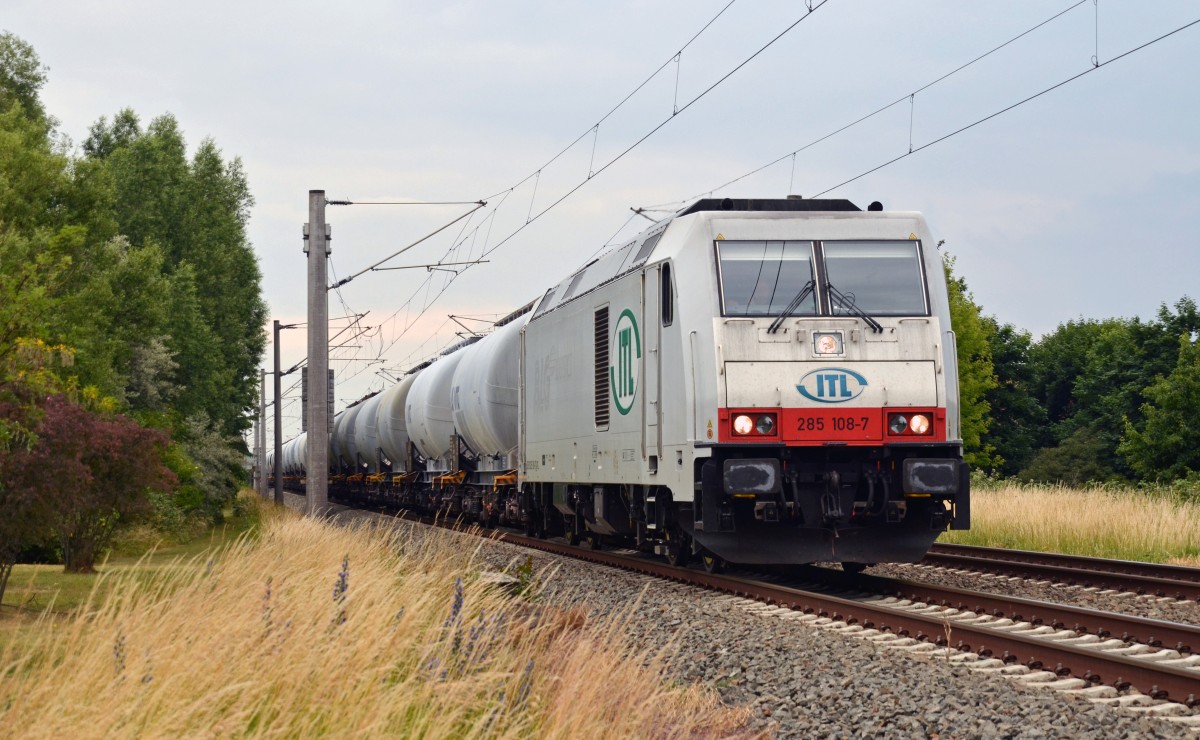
718,407,947,445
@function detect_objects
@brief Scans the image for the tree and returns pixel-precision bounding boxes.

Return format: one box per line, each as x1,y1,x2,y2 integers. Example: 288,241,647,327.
1018,427,1117,485
0,33,263,576
176,414,251,519
1028,319,1106,429
1118,335,1200,481
0,31,48,122
0,101,81,451
943,253,998,469
1024,298,1199,483
38,396,177,572
83,112,266,438
979,318,1047,476
0,385,57,602
1022,318,1121,482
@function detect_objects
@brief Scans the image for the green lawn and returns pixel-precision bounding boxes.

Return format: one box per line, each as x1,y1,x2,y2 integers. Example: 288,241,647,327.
1,503,263,645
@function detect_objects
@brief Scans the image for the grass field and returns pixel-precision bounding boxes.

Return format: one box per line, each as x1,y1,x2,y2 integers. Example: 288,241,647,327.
0,498,750,737
939,480,1200,564
1,505,261,617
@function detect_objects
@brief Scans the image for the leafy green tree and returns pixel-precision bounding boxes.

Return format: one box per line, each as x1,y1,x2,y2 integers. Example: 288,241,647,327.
177,414,252,519
0,31,47,122
53,236,175,405
1028,319,1106,429
1,33,266,565
1119,335,1200,481
1022,318,1124,481
979,318,1047,476
0,98,86,450
944,254,998,468
83,112,266,438
1024,299,1199,483
1018,427,1117,485
179,139,265,436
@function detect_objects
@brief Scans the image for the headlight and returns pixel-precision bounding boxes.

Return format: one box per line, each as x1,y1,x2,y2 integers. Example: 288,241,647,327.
814,332,843,355
733,414,754,435
755,414,776,435
888,414,908,435
909,414,931,434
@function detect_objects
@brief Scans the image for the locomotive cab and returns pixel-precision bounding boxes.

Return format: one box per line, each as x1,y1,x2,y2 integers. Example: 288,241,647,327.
680,199,969,564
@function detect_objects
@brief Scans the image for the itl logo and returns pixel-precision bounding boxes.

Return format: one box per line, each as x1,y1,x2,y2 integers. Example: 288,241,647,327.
610,308,641,415
797,368,868,404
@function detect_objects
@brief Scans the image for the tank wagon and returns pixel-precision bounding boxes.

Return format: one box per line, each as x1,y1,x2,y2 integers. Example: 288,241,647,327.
276,197,970,570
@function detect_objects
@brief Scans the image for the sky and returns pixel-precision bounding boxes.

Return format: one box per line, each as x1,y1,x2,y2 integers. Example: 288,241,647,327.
6,0,1198,440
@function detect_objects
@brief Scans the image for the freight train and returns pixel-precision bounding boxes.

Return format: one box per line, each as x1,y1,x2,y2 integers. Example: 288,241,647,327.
270,197,970,572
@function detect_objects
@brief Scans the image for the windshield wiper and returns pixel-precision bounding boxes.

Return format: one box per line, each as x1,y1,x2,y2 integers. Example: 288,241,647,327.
826,282,883,333
767,280,815,334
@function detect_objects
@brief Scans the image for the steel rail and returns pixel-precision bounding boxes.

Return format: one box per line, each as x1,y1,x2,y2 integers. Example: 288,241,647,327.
492,531,1200,707
806,569,1200,656
924,544,1200,601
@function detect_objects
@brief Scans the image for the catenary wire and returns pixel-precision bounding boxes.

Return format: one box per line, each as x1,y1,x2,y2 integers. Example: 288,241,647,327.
812,14,1200,197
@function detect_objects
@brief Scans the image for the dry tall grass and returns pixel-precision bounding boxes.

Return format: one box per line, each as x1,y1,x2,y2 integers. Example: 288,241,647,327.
939,482,1200,563
0,504,751,738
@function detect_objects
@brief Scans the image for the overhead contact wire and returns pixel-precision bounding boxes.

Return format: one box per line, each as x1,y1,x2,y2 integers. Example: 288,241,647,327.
813,14,1200,197
656,0,1091,208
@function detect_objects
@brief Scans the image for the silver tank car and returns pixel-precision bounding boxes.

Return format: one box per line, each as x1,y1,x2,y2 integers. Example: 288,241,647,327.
338,403,364,472
451,315,526,469
352,393,383,473
329,411,342,471
377,373,419,473
331,410,351,470
405,349,469,476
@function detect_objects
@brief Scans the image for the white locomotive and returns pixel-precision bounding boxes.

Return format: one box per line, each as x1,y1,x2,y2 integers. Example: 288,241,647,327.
273,197,970,570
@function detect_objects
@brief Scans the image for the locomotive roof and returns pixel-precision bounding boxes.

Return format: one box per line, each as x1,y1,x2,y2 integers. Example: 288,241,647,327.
530,197,864,320
676,197,861,216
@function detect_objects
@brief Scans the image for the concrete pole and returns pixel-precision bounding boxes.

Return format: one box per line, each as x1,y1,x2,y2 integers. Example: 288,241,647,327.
252,413,261,493
258,370,267,497
273,320,284,505
305,190,330,515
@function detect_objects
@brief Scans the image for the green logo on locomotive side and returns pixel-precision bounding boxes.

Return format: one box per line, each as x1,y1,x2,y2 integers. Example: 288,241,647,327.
610,308,641,416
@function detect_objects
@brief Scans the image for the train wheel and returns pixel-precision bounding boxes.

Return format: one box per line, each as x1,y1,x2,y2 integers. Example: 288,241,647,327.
701,551,725,574
586,532,602,550
663,528,689,568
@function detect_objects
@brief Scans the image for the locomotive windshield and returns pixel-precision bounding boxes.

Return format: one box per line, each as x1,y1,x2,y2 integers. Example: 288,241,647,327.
717,240,816,316
717,239,927,317
824,241,927,316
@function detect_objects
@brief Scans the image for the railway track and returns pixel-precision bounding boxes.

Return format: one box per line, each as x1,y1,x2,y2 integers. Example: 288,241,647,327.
497,531,1200,710
320,493,1200,712
924,543,1200,601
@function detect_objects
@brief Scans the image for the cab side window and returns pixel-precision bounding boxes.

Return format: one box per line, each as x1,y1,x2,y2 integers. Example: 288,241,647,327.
661,263,674,327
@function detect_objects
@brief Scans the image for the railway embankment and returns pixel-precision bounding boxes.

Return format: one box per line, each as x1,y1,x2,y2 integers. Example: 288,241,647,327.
0,495,749,737
297,494,1200,736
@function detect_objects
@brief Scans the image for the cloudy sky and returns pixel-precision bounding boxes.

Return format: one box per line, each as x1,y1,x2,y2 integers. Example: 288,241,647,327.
7,0,1198,438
